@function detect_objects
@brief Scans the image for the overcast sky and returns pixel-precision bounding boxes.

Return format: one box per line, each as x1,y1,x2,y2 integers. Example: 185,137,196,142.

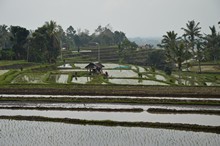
0,0,219,37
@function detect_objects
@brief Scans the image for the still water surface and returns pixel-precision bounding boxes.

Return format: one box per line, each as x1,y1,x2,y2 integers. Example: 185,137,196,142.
0,120,219,146
0,109,219,126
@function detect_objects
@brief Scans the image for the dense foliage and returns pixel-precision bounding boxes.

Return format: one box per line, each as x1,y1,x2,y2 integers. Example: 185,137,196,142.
160,20,220,73
0,20,219,67
0,22,130,63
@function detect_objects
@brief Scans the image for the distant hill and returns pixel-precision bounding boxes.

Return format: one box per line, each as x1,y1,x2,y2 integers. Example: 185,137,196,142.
128,37,162,47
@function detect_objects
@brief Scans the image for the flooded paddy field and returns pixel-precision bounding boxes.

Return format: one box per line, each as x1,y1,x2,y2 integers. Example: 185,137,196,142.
3,62,218,86
12,73,47,84
1,101,220,111
71,77,91,84
48,74,69,84
1,94,220,101
0,70,9,76
0,93,220,144
0,98,220,126
109,79,169,85
0,109,219,126
0,119,219,146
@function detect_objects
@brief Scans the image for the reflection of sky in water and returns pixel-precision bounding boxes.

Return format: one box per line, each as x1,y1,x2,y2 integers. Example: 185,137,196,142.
74,63,88,69
155,75,167,81
59,69,87,72
0,70,9,76
12,74,46,83
56,74,68,83
109,79,168,85
0,109,219,126
71,77,91,84
104,70,138,78
1,120,219,146
58,64,72,68
1,102,220,111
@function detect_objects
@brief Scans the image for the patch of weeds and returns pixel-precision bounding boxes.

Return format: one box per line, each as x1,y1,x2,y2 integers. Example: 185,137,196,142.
87,75,107,84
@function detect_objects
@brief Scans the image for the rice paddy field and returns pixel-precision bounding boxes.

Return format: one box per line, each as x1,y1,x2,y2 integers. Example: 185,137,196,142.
1,120,220,146
0,61,220,145
0,62,219,86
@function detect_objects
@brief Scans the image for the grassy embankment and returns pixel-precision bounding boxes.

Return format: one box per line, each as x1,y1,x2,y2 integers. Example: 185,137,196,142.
0,106,143,112
0,85,220,105
147,108,220,115
0,60,220,103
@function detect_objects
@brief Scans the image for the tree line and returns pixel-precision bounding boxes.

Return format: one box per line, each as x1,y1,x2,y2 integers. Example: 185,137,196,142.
1,20,219,69
0,21,128,63
160,20,220,74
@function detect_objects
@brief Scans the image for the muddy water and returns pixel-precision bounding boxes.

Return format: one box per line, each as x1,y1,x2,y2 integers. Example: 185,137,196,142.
0,120,219,146
0,109,219,126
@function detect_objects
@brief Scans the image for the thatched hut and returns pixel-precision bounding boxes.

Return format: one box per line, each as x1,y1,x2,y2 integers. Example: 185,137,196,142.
85,62,104,74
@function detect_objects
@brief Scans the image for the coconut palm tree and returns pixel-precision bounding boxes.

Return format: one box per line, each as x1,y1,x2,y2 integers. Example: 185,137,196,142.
44,20,61,63
161,31,184,81
161,31,180,63
182,20,203,73
181,20,202,54
204,26,219,63
0,25,10,49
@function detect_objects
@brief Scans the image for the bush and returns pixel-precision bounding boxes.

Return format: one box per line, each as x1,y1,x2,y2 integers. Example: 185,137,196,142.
164,67,172,75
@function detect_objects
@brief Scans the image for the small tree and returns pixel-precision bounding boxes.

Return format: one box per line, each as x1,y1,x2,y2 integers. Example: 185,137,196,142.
10,26,29,60
204,26,220,63
161,31,185,80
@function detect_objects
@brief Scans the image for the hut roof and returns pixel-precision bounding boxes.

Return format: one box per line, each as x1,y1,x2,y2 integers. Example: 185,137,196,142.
95,62,105,68
85,62,96,69
85,62,104,69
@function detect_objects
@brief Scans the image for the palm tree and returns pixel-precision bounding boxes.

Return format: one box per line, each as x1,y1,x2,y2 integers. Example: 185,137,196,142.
161,31,184,81
181,20,202,54
161,31,180,63
0,25,10,49
44,20,61,63
204,26,219,63
182,20,202,73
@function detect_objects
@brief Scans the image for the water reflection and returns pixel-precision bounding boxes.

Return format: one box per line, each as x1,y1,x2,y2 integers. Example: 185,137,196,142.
0,120,219,146
0,109,219,126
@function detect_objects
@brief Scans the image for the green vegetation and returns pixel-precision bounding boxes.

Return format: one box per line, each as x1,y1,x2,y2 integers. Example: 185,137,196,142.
0,60,27,66
0,23,130,63
1,20,220,81
1,93,220,106
0,70,20,84
1,15,220,139
1,20,220,87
